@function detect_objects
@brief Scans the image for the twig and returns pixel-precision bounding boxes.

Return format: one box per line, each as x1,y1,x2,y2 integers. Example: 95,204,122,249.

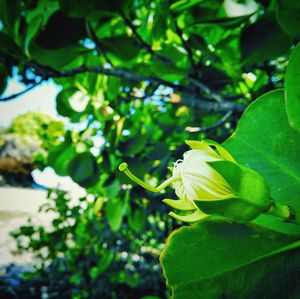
189,77,225,103
175,23,196,69
0,80,43,102
86,23,113,66
185,110,233,133
173,24,227,104
121,13,173,65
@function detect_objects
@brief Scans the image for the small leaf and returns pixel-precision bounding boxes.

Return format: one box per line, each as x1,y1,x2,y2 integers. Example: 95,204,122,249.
105,199,124,232
170,0,205,13
68,152,99,187
128,209,147,232
0,31,24,59
48,143,77,176
285,42,300,132
121,135,148,156
0,0,21,38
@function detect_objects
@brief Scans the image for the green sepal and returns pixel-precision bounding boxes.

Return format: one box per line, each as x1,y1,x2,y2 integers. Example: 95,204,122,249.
169,210,209,223
163,198,196,211
194,197,265,223
196,160,272,223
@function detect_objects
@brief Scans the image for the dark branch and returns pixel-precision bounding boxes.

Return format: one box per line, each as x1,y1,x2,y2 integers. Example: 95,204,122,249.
29,62,192,93
173,24,229,105
185,110,233,133
86,23,113,65
23,61,244,114
175,23,196,69
181,94,245,113
0,80,42,102
189,77,225,103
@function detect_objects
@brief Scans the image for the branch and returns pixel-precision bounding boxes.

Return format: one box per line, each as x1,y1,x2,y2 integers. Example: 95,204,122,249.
189,77,225,103
24,61,244,114
180,94,245,113
29,62,192,93
0,80,42,102
185,110,233,133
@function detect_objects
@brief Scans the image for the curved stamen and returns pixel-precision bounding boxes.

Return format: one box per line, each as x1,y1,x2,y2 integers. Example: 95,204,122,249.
119,162,178,192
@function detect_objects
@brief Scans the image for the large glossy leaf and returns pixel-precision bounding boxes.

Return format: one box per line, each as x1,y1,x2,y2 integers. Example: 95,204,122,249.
285,42,300,132
161,220,300,299
224,90,300,234
276,0,300,39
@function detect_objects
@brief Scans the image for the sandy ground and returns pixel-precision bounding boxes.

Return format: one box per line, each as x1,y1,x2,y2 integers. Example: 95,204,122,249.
0,187,52,265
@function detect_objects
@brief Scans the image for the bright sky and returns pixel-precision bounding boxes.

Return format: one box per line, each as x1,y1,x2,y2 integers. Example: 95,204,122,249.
0,77,86,196
0,78,59,126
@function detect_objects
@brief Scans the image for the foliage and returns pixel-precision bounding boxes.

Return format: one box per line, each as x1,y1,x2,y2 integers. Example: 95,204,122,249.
11,189,169,299
0,0,300,298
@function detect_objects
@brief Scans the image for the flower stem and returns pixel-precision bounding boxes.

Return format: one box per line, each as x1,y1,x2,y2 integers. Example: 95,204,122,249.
264,200,300,224
119,162,177,192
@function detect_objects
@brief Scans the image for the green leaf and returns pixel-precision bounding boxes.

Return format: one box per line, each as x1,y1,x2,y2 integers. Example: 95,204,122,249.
101,35,140,61
276,0,300,38
170,0,205,13
68,152,99,187
35,11,86,49
160,220,300,299
285,42,300,132
96,251,114,275
128,209,147,232
48,143,77,176
56,87,91,121
0,0,21,38
29,41,87,69
240,15,292,66
121,135,148,156
188,14,252,29
93,197,105,215
224,90,300,234
105,199,124,232
0,31,24,59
